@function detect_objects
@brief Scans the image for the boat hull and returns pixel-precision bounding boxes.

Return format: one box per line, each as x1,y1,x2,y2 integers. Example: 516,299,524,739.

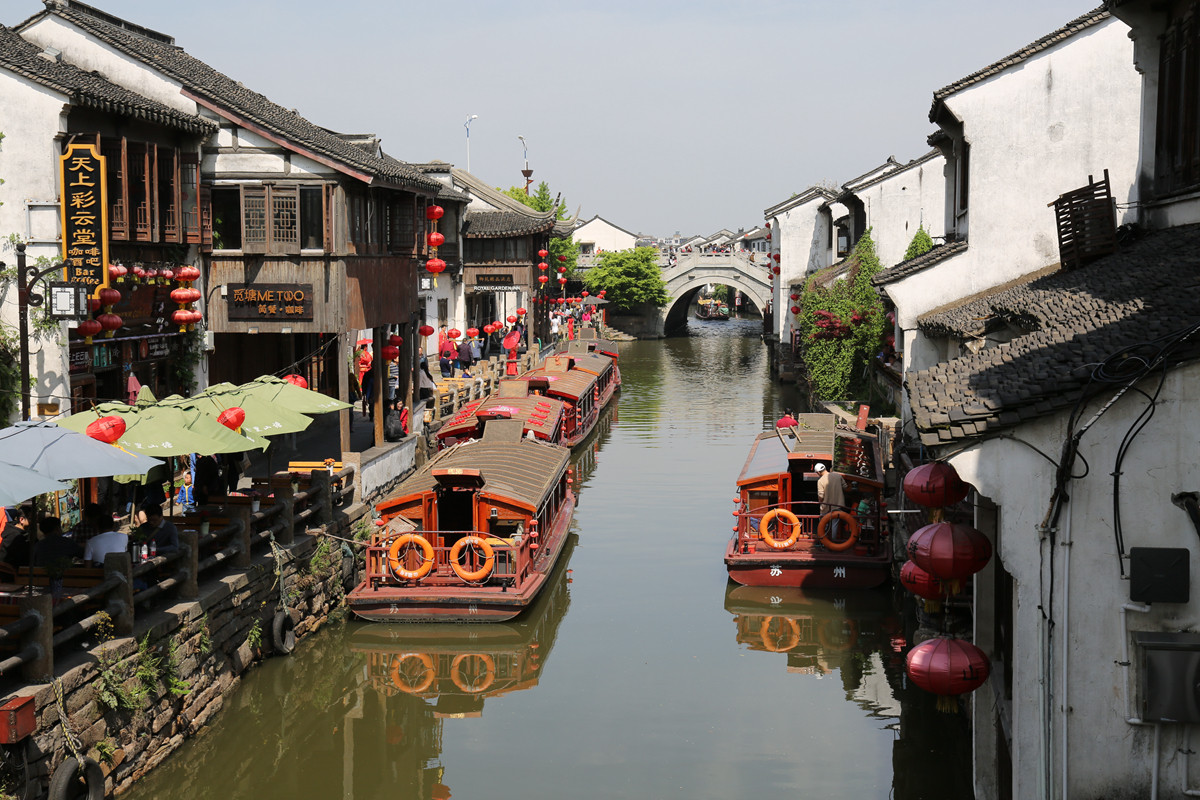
723,540,890,589
348,495,575,623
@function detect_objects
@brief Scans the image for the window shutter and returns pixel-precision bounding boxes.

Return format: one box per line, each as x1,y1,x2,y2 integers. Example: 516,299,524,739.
181,152,201,244
270,184,300,255
199,185,213,252
102,137,127,240
163,147,180,243
242,185,268,254
132,143,151,241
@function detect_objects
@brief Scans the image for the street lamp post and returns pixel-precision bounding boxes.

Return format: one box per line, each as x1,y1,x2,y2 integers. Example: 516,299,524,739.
464,114,478,172
518,135,533,194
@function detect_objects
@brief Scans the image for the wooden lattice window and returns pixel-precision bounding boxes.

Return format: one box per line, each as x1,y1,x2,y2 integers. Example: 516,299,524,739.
242,185,268,254
158,146,180,243
128,143,151,242
230,183,321,255
270,185,300,254
102,138,127,240
181,153,201,244
1053,170,1116,271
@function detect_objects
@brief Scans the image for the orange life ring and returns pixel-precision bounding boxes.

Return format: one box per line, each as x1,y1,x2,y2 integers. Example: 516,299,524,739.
450,653,496,693
390,652,435,693
388,534,434,581
817,619,860,651
759,616,801,652
816,511,859,552
759,509,801,549
450,536,495,582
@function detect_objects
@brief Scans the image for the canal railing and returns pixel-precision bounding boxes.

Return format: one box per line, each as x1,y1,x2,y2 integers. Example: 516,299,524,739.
0,464,356,686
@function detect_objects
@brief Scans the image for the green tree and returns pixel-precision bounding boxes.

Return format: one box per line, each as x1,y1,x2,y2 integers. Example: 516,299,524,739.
499,181,578,275
796,229,886,401
904,224,934,261
582,247,669,310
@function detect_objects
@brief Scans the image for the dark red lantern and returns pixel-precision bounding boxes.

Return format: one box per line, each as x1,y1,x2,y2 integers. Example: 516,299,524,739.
108,263,126,283
418,325,434,338
87,298,101,313
160,267,175,282
789,293,800,301
903,462,969,507
447,328,461,339
557,265,566,273
907,522,992,581
516,308,526,316
99,287,121,308
507,315,517,324
466,327,479,338
86,415,126,444
426,258,446,274
78,318,103,343
388,334,403,347
283,374,308,389
97,312,122,337
557,255,566,262
899,560,948,601
906,637,990,698
772,266,780,275
538,249,549,259
425,205,444,221
382,345,400,361
772,253,780,262
218,406,246,431
790,305,800,314
427,232,445,248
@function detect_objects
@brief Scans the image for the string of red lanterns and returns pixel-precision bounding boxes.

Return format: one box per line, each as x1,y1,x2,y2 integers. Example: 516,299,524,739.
426,205,446,287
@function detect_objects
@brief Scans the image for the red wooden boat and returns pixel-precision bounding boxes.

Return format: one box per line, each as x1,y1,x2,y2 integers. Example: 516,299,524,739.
348,420,575,622
436,381,568,450
724,413,890,589
519,350,619,447
350,533,575,705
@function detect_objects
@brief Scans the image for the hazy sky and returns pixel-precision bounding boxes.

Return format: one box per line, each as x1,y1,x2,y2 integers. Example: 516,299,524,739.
10,1,1106,237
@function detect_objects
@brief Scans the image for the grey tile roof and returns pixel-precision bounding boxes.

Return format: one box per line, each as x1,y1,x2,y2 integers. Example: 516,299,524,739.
873,239,968,287
463,210,558,239
0,24,214,135
908,223,1200,447
33,2,439,191
930,7,1112,121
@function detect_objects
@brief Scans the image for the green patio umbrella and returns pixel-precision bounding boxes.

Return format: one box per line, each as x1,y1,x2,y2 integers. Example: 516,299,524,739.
230,376,353,415
60,398,266,457
190,384,315,437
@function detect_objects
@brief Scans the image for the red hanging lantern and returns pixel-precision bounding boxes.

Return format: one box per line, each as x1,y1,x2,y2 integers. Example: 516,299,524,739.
388,334,403,348
218,406,246,431
187,309,204,326
426,258,446,274
447,328,461,339
418,325,434,338
538,275,549,284
283,374,308,389
903,462,969,507
899,560,949,601
425,205,444,221
85,415,126,444
557,255,567,262
558,277,567,285
466,327,479,338
382,345,400,361
557,265,566,274
790,305,801,314
581,291,589,298
108,263,126,283
87,298,101,313
516,307,526,316
98,287,121,308
507,315,517,324
556,298,565,305
538,249,549,259
907,522,992,583
765,222,770,228
171,309,192,331
427,232,445,248
789,293,800,301
483,324,495,335
160,267,175,282
772,253,781,262
598,291,606,298
170,288,193,305
906,637,990,702
97,312,122,337
493,320,501,328
78,318,103,343
145,267,159,284
176,265,201,283
537,262,549,271
772,266,780,275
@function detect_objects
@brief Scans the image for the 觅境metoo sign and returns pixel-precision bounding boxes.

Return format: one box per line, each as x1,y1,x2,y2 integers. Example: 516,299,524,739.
59,143,109,297
227,284,314,321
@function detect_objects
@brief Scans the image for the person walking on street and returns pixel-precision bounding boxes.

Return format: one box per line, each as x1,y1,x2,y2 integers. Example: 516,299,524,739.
457,336,474,378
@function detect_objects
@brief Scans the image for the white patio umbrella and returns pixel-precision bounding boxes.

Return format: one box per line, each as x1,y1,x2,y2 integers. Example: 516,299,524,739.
0,462,69,507
0,420,162,481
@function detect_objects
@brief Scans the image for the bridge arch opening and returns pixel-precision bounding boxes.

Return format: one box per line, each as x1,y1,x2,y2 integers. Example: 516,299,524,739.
662,283,764,334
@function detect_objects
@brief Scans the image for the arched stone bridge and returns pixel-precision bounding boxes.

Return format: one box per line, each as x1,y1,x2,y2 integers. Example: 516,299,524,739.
658,251,773,334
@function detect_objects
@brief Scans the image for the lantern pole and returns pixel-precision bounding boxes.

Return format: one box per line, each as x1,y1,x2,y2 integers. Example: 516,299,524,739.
12,244,71,421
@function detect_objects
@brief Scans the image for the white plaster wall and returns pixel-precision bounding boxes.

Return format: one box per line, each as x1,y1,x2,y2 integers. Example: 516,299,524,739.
768,194,833,339
858,154,946,268
572,218,636,253
21,18,198,116
949,364,1200,798
0,74,74,423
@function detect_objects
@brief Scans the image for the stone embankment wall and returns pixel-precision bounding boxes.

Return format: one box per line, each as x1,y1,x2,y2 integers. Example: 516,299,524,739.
7,508,369,797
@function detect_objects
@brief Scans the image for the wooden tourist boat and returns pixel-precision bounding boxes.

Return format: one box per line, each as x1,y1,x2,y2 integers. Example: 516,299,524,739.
350,533,575,706
520,350,619,447
348,420,575,623
724,413,890,589
568,334,621,364
436,381,568,450
695,298,730,320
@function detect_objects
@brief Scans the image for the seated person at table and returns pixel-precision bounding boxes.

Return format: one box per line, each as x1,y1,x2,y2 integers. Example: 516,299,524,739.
136,504,179,555
83,523,128,568
33,516,82,570
0,506,33,568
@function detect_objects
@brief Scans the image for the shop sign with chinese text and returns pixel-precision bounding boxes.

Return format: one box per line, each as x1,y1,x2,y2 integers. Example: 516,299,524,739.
227,284,314,321
59,143,109,298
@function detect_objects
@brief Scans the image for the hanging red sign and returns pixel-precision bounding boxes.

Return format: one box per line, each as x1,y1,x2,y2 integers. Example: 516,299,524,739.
58,143,110,298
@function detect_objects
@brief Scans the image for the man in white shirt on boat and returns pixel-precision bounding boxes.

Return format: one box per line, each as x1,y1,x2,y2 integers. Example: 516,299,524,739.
815,463,846,533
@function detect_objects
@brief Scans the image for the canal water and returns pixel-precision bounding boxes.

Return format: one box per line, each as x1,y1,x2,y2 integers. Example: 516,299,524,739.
128,317,973,799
